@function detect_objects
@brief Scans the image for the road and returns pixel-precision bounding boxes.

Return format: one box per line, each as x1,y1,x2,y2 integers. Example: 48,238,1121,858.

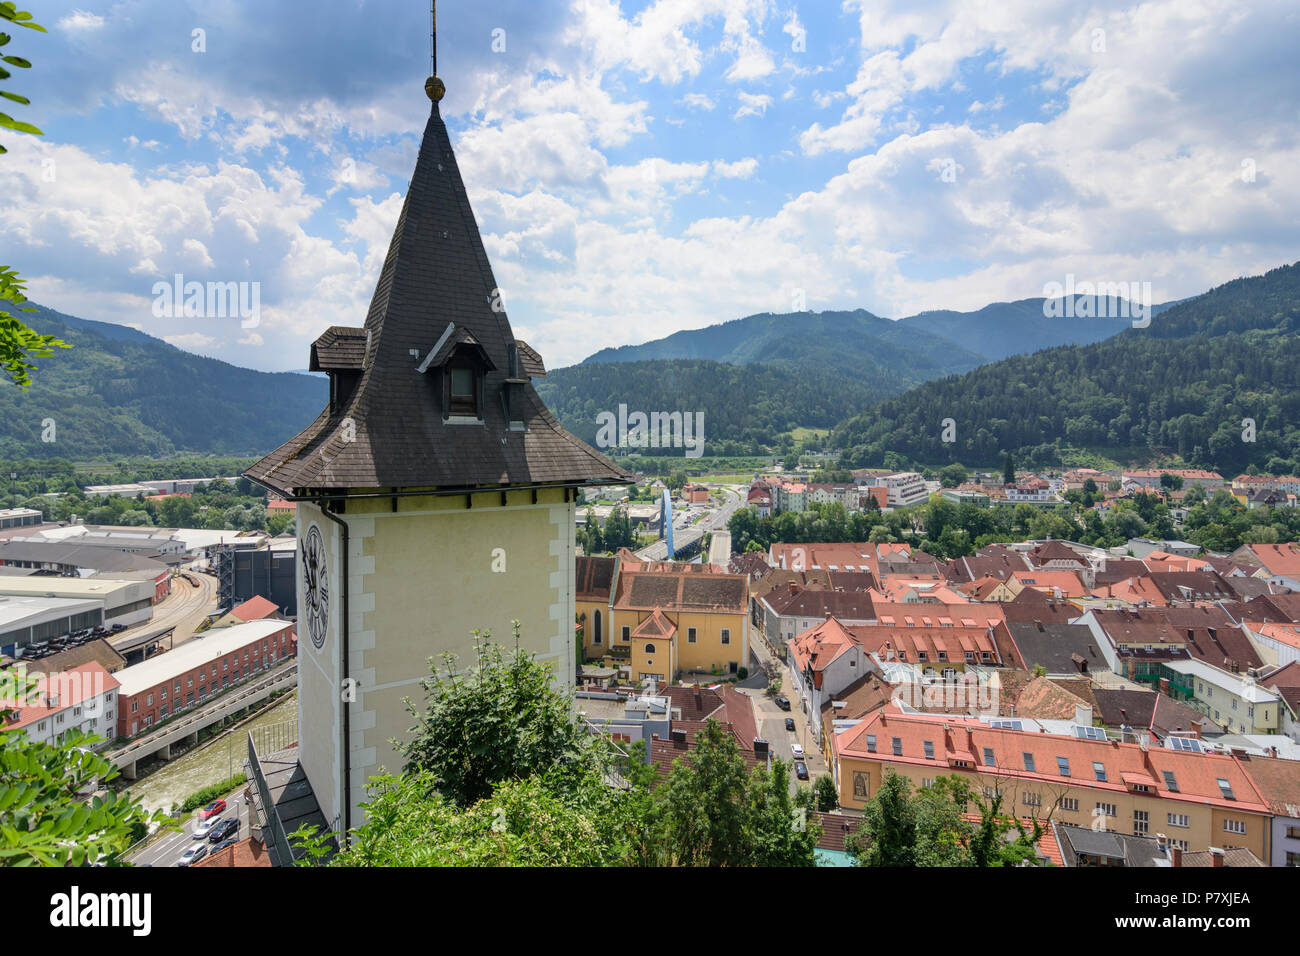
130,784,252,868
111,569,218,653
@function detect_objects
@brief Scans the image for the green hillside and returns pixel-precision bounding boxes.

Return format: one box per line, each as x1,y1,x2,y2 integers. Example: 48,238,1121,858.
832,262,1300,474
0,303,328,458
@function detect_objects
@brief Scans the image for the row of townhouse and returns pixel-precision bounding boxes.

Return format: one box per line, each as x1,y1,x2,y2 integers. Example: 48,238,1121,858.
753,472,928,516
1122,468,1225,491
831,704,1300,864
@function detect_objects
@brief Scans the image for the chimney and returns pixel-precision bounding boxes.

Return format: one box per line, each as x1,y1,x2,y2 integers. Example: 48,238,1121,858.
1159,678,1170,696
1170,845,1183,868
1210,847,1225,868
670,728,686,745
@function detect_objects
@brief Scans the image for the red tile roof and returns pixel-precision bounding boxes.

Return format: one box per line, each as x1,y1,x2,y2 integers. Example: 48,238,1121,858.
230,595,281,621
1,662,119,731
836,706,1269,814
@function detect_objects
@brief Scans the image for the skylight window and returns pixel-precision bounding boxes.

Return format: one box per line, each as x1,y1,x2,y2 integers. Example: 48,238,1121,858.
1217,778,1236,800
1057,757,1071,777
1162,771,1179,792
1092,762,1107,782
923,740,935,760
1023,752,1036,772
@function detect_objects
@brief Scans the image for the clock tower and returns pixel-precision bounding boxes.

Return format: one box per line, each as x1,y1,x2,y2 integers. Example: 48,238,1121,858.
244,38,631,833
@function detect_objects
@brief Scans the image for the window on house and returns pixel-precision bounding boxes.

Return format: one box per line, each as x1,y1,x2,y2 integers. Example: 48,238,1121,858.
1061,798,1079,812
449,366,477,416
1286,825,1300,840
1217,778,1236,800
866,735,876,753
1092,761,1107,782
1133,810,1149,835
687,627,697,644
1023,792,1041,807
923,740,935,760
982,747,995,766
1057,756,1071,777
644,643,655,655
131,701,138,713
1168,813,1190,828
721,629,730,645
621,626,630,642
1023,752,1036,772
1162,771,1179,792
1096,802,1116,818
891,737,902,756
1225,819,1246,835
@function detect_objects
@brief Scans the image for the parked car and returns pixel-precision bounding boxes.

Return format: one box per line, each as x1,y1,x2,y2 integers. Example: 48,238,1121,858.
210,838,238,854
198,799,226,821
207,818,240,843
791,743,805,760
193,817,221,840
774,696,791,711
177,844,208,867
794,760,809,781
784,717,796,732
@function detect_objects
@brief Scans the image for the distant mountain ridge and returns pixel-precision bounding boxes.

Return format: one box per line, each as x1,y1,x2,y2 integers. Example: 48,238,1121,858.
580,297,1176,367
831,262,1300,474
0,303,328,459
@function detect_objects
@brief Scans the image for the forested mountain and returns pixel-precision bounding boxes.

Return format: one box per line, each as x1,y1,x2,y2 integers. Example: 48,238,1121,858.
899,297,1177,361
537,359,883,455
548,297,1171,449
832,262,1300,474
0,303,328,458
582,309,986,375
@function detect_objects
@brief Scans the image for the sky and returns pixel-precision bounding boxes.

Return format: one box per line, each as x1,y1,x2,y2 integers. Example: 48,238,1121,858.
3,0,1299,372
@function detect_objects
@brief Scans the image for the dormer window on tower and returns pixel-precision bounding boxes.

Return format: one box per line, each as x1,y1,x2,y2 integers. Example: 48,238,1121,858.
418,322,495,422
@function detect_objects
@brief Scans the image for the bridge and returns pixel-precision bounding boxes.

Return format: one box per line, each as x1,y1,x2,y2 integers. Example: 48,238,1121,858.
107,661,298,779
636,525,706,562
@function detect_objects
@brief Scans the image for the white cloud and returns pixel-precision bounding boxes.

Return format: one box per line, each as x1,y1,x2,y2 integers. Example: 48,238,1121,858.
713,158,759,179
164,332,216,351
681,93,717,111
57,10,105,30
734,91,772,119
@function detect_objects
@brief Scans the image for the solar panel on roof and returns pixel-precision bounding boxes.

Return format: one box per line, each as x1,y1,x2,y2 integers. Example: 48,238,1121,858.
1073,725,1108,741
1168,736,1203,753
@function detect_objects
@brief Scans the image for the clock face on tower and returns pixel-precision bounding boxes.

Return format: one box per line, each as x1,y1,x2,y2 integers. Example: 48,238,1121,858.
301,523,329,651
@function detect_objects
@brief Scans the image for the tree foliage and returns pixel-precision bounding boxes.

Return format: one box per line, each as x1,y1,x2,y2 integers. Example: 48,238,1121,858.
0,698,166,866
849,771,1049,867
396,625,588,808
0,8,71,389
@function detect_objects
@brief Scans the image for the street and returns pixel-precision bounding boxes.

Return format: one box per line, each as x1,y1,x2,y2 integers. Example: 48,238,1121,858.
129,785,252,868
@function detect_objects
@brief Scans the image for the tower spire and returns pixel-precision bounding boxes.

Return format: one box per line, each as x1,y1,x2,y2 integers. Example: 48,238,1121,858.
425,0,444,102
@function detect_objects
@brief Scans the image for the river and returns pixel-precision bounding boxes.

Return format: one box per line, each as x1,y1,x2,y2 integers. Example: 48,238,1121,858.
117,694,298,813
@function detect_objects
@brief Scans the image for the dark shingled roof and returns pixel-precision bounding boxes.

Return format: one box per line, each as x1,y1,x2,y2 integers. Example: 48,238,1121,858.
246,92,630,497
614,570,748,613
1002,620,1104,675
309,326,368,371
575,555,615,600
